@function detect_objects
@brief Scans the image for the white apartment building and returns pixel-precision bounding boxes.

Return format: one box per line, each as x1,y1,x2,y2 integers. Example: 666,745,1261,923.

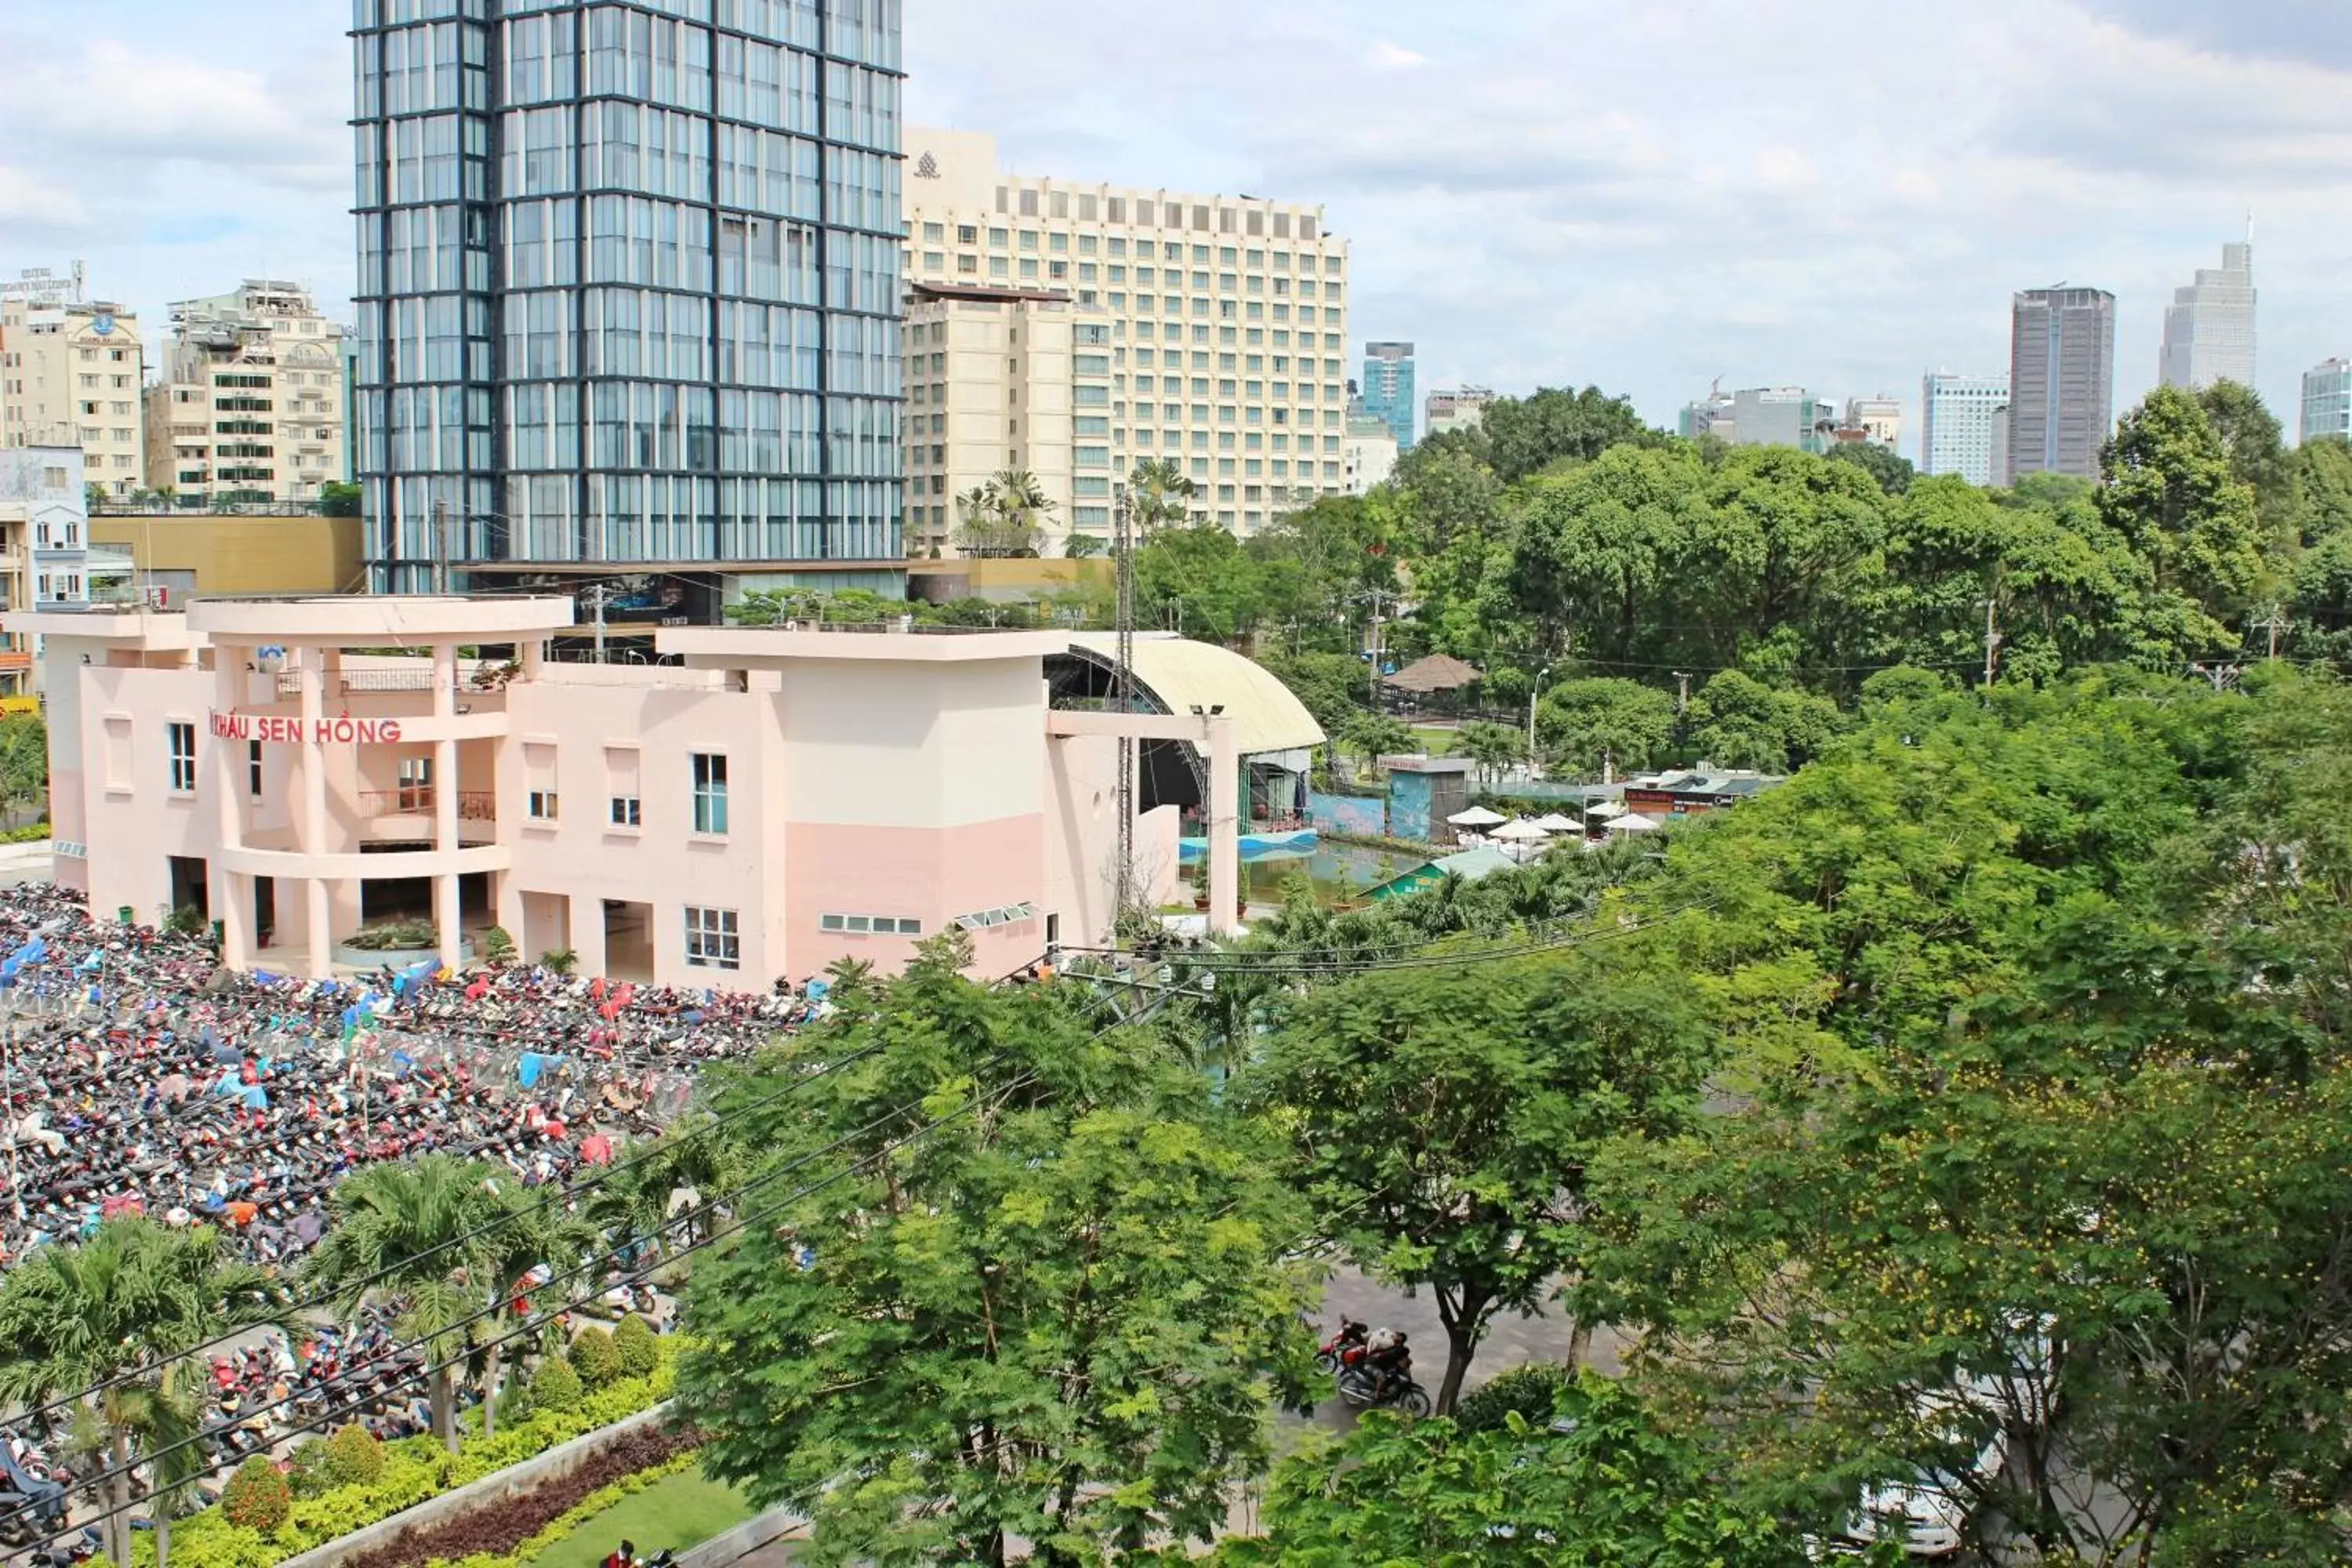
1425,386,1497,437
2304,360,2352,447
147,280,347,508
0,267,146,499
901,127,1352,554
1842,395,1902,452
1921,372,2010,486
1341,410,1399,495
2159,241,2256,393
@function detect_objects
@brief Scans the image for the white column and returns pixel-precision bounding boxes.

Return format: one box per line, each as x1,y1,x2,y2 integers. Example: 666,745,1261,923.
432,643,463,970
299,651,333,978
1206,715,1242,937
212,647,249,969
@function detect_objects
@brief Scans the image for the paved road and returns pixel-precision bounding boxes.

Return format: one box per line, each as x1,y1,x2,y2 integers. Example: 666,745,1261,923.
720,1268,1620,1565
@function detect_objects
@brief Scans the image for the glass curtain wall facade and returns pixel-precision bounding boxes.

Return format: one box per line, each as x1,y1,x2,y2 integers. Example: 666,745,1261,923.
353,0,904,593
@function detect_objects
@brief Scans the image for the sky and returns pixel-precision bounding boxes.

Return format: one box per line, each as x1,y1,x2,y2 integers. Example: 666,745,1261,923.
2,0,2347,464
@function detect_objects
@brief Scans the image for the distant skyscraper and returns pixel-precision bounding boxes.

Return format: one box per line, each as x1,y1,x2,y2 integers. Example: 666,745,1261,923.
2304,359,2352,446
2159,241,2256,392
2007,287,2115,484
1425,386,1496,437
1842,395,1902,452
1730,387,1832,455
350,0,906,598
1678,387,1735,442
1921,372,2010,485
1360,342,1416,452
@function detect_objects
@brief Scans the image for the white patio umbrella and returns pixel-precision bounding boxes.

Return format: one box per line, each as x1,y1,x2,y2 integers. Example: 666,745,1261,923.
1584,798,1628,818
1532,812,1582,833
1491,818,1553,843
1447,806,1507,828
1603,811,1661,833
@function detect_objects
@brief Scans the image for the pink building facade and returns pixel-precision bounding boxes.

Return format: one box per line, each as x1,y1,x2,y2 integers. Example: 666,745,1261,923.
6,597,1260,987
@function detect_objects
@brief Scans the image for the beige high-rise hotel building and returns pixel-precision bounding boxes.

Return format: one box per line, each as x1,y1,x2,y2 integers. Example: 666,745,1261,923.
900,128,1352,555
0,267,147,500
146,280,349,508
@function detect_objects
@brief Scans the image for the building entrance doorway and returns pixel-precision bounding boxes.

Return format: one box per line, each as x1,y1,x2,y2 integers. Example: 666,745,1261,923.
166,856,210,924
603,899,653,982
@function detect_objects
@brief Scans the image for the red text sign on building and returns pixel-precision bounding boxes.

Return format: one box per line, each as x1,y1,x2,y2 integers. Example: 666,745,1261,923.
209,712,406,746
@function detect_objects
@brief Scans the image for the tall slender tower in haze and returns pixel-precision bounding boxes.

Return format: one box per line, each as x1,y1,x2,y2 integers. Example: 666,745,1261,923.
1359,341,1416,452
2158,237,2256,392
2006,286,2115,485
350,1,907,603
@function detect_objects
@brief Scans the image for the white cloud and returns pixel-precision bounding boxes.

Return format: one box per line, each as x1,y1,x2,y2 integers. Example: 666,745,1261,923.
3,0,2347,471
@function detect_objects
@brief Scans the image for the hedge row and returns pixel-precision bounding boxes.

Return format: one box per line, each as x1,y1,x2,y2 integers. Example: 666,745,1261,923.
348,1425,699,1568
433,1452,701,1568
132,1348,677,1568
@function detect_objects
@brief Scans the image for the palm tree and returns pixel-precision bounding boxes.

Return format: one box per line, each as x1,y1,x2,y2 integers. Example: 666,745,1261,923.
1127,458,1198,535
0,1219,301,1568
307,1156,590,1453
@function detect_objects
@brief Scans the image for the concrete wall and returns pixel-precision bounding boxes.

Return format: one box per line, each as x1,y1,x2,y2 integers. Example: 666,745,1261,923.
1308,790,1385,838
92,513,363,597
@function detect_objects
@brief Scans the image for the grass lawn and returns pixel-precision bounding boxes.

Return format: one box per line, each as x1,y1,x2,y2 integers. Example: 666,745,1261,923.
1410,725,1458,756
522,1468,759,1568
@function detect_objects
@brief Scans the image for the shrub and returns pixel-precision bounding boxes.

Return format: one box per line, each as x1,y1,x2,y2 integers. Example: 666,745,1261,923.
345,920,440,952
532,1353,583,1413
539,946,578,976
612,1314,661,1379
568,1326,622,1389
284,1438,334,1501
496,1377,538,1428
1452,1362,1572,1435
220,1455,292,1534
324,1423,386,1488
481,925,516,964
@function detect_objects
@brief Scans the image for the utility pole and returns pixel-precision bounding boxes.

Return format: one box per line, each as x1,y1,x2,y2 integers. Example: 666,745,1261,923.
2253,602,2289,662
583,583,610,665
2190,662,2241,695
1112,492,1138,926
1672,671,1693,713
1356,587,1390,708
1981,597,2002,688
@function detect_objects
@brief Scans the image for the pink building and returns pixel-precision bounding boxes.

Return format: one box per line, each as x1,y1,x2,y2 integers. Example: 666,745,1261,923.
9,597,1314,985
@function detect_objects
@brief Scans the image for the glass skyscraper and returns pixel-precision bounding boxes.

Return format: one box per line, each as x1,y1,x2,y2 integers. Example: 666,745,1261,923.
1359,340,1415,452
350,0,904,598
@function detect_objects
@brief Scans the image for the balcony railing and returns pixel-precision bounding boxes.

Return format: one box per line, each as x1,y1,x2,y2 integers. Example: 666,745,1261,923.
275,667,446,695
355,789,495,821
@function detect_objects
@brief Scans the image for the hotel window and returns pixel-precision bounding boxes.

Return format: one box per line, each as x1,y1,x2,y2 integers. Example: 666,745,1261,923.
249,741,264,799
692,753,729,835
166,723,196,793
685,906,741,969
529,788,560,822
611,795,641,827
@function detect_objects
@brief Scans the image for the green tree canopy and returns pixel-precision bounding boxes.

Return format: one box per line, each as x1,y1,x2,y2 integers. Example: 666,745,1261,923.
1536,677,1676,776
675,935,1319,1567
1241,938,1711,1410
